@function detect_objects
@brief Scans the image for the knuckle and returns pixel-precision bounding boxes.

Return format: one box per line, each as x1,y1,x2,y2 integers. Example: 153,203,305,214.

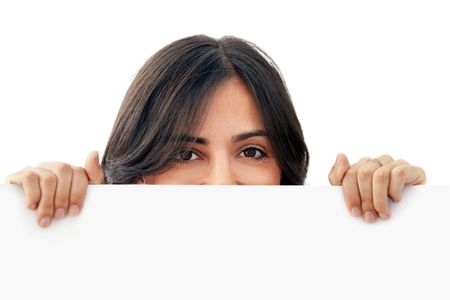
23,170,39,182
345,167,358,178
380,154,393,161
38,201,54,213
54,196,69,208
345,197,360,208
360,196,373,205
41,173,57,187
70,194,84,206
55,163,73,176
396,159,409,165
73,167,89,183
361,204,375,213
357,167,373,181
373,169,389,183
70,187,86,204
25,191,41,204
358,157,371,163
391,167,406,179
342,186,360,204
72,166,86,176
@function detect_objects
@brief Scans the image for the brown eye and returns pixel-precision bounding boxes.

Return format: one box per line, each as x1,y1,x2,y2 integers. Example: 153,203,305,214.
244,148,257,157
240,147,267,160
174,149,200,165
180,151,193,160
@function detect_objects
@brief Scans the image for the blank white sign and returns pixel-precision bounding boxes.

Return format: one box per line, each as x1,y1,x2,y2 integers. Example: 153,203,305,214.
0,184,449,299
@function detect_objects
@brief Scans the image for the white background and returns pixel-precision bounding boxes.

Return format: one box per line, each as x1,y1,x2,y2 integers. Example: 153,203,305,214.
0,0,449,184
1,184,449,299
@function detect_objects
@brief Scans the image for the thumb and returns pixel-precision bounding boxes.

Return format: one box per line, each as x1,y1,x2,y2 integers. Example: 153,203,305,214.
328,153,350,185
85,151,105,184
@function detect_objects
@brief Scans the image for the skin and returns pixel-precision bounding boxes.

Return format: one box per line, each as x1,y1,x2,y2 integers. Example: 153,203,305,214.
137,76,282,185
4,76,427,228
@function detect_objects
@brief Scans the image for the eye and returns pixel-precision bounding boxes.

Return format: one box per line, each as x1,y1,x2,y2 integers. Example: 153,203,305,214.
173,146,268,166
173,149,200,165
239,146,267,161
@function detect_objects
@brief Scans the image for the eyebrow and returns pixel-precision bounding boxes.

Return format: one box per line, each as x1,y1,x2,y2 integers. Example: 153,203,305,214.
175,130,267,145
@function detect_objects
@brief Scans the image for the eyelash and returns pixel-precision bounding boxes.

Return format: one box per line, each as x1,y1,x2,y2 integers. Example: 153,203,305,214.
173,146,268,165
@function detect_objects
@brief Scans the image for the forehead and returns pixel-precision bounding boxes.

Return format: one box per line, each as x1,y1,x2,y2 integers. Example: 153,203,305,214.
199,76,264,134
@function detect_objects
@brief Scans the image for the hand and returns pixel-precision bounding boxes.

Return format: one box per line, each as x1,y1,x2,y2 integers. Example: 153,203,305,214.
328,153,426,223
4,151,104,228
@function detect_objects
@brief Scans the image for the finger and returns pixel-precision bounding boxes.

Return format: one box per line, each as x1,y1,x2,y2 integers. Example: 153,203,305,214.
37,162,73,220
357,159,383,223
34,167,58,228
5,167,41,210
4,168,29,185
67,167,89,216
4,172,19,184
404,165,426,185
372,160,409,220
341,157,371,218
85,151,105,184
389,164,426,203
328,153,350,185
375,154,395,166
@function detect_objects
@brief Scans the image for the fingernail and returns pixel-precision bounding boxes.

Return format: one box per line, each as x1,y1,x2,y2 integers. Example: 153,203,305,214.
39,217,51,228
54,208,65,219
351,207,361,217
68,205,80,216
379,212,390,220
335,154,341,165
28,203,37,210
364,211,376,223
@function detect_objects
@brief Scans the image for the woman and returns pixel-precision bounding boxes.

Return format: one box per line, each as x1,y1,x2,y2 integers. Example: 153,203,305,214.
5,35,426,228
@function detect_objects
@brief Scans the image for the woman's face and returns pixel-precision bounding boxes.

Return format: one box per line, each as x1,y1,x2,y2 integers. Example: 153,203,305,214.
138,76,282,185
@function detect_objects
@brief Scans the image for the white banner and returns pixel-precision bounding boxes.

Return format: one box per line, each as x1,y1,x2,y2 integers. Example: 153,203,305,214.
0,184,448,299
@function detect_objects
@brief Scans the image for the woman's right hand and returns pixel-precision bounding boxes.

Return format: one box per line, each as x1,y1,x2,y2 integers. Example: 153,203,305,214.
4,151,104,228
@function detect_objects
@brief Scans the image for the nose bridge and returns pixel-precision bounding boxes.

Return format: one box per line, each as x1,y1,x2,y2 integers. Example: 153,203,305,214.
203,154,236,185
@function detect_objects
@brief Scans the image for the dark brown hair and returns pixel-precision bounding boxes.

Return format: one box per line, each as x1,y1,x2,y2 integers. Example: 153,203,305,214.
101,35,309,184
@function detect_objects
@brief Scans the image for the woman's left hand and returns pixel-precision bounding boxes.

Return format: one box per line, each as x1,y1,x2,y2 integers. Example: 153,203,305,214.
328,153,426,223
